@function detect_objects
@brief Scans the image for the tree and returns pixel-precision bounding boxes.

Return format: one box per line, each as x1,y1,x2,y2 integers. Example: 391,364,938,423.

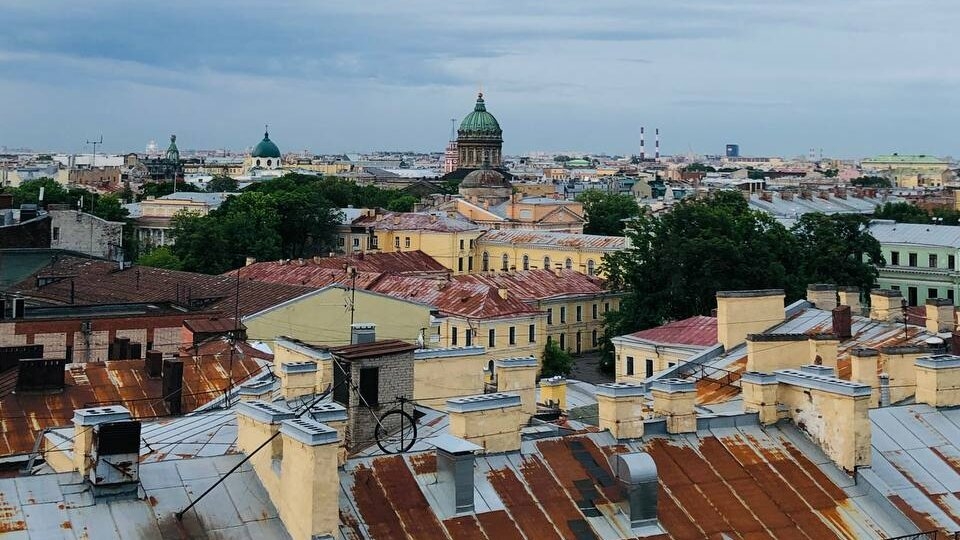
386,195,418,212
138,180,200,201
575,190,640,236
821,169,839,178
542,340,573,377
207,176,238,193
137,246,183,270
851,176,891,188
791,213,884,295
873,202,930,224
553,155,571,163
683,163,716,173
91,194,128,222
170,211,232,274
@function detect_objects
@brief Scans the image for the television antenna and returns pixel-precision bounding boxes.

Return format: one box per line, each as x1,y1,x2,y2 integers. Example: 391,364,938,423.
86,135,103,168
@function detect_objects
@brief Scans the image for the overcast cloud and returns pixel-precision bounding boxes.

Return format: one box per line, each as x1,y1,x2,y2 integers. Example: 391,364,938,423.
1,0,958,157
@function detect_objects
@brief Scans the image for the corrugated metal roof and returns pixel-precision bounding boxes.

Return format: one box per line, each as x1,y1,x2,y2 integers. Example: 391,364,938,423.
868,221,960,248
455,269,607,302
0,453,290,539
330,339,418,361
228,251,449,289
368,275,541,319
11,256,313,317
0,340,269,459
477,229,625,251
354,212,479,232
625,315,718,347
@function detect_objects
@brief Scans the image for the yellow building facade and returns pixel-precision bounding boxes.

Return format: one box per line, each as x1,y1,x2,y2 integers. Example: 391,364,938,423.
352,212,484,275
474,229,625,277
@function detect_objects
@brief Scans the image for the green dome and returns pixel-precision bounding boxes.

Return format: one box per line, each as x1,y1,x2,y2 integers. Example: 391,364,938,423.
458,93,501,136
251,128,281,158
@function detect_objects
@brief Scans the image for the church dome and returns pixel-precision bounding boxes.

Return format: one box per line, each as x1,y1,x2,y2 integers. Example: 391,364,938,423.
458,93,502,137
461,166,510,189
251,128,281,158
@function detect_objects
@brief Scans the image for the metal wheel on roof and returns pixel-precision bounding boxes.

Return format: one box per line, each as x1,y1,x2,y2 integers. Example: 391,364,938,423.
374,400,417,454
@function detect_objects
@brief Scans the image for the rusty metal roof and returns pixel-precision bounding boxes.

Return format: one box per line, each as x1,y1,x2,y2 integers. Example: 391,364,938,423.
183,317,242,334
11,256,313,317
477,229,626,251
368,275,541,319
0,340,269,458
625,315,718,347
354,212,480,232
338,421,895,539
330,339,418,361
228,251,449,289
455,269,608,302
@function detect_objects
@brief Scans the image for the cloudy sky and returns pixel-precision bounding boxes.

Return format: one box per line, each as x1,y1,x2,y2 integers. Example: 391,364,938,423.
2,0,958,157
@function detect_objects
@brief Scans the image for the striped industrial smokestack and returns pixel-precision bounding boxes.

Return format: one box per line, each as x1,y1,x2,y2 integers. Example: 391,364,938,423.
655,128,660,161
640,126,645,161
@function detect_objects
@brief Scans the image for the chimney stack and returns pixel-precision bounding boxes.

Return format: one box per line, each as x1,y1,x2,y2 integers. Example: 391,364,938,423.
806,284,838,311
434,434,483,515
832,305,853,340
350,323,376,345
162,357,184,416
925,298,955,334
640,126,645,161
145,350,163,378
716,289,785,350
869,289,904,323
72,406,133,477
838,286,861,314
609,453,659,529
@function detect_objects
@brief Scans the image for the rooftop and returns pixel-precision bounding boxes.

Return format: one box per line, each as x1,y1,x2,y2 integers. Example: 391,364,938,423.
862,154,949,164
867,220,960,249
456,269,608,302
478,229,626,251
353,212,480,233
622,315,718,347
368,275,541,319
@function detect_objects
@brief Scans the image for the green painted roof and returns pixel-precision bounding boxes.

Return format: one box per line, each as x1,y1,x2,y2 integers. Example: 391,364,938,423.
862,154,948,164
165,134,179,162
458,93,501,136
251,129,281,158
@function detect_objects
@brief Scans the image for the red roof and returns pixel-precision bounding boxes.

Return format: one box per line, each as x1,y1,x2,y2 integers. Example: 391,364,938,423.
354,212,479,232
11,256,312,317
368,275,541,319
627,315,718,347
455,269,606,301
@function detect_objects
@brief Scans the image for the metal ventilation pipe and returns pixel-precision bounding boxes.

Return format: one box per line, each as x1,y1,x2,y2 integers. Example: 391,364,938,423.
609,452,659,528
879,373,891,407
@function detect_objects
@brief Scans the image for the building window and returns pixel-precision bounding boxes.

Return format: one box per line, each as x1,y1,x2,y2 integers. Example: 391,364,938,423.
950,255,956,270
353,238,360,248
565,258,573,270
459,239,465,250
394,237,400,248
466,329,472,346
949,290,955,302
371,236,378,248
358,367,380,406
891,251,900,265
560,306,567,323
482,251,489,271
930,254,938,268
576,332,581,353
547,308,553,325
405,237,411,248
891,285,900,291
458,258,464,272
529,324,536,343
559,333,566,350
52,227,60,241
522,255,529,270
604,302,610,313
469,239,474,249
645,359,654,378
501,254,509,271
509,326,516,345
909,253,917,267
576,305,582,322
488,329,496,347
592,304,598,320
452,327,458,345
929,288,938,299
587,259,595,276
267,159,272,167
544,256,551,270
626,356,634,376
468,256,473,271
256,159,261,166
337,237,345,247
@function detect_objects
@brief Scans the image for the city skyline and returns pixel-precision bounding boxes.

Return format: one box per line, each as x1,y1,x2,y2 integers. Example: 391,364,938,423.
2,0,959,158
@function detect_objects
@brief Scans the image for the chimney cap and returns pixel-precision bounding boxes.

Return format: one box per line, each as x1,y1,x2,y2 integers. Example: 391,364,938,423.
432,434,483,456
926,298,954,307
870,288,903,298
595,382,645,398
237,400,296,424
73,406,133,426
609,452,657,485
280,417,339,446
716,289,784,298
806,283,837,291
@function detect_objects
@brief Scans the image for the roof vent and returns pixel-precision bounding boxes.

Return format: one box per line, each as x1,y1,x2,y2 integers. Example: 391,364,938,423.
89,420,142,497
350,323,376,345
162,357,184,415
16,358,66,392
609,452,659,529
433,434,483,516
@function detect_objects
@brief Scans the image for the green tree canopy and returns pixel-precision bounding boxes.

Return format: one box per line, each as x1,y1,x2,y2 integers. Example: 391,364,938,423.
542,340,574,377
207,176,239,193
138,180,201,201
575,190,640,236
851,176,892,188
683,163,716,173
137,246,183,270
873,202,930,224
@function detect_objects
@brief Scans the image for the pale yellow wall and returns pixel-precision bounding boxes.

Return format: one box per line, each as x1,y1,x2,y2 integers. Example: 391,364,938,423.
440,314,542,365
245,287,433,347
414,353,488,408
448,405,522,453
716,292,785,350
474,243,612,277
746,338,809,373
541,296,618,354
373,229,482,275
597,394,645,440
278,433,339,540
140,199,210,218
742,380,779,424
614,341,699,384
850,353,881,408
880,349,924,404
777,384,871,472
916,366,960,407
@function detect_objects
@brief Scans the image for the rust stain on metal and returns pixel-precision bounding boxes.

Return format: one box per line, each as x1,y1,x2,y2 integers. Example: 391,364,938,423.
519,455,592,539
655,486,704,539
537,437,611,506
61,520,73,529
339,509,366,540
889,494,942,534
408,453,436,475
442,515,488,540
370,456,448,539
486,466,562,540
474,510,524,540
818,507,859,540
780,441,848,502
0,492,25,532
350,463,406,539
147,496,158,507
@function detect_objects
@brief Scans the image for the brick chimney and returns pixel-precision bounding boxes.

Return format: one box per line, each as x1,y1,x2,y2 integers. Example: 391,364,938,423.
596,383,646,440
716,290,785,350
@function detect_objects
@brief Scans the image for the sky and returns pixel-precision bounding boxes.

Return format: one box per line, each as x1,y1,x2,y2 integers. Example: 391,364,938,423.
2,0,959,158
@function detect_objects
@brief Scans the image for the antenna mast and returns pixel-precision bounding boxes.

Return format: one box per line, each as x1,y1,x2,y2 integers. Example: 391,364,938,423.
86,135,103,168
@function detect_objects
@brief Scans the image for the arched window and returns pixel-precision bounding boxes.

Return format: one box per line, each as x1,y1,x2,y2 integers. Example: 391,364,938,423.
522,254,529,270
544,256,551,270
482,251,489,271
587,259,595,276
266,159,272,167
255,159,261,167
565,258,573,270
501,254,509,271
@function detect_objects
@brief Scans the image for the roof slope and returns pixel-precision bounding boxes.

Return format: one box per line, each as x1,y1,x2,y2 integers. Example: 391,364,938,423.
368,275,540,319
228,251,448,289
340,423,890,539
354,212,479,232
455,269,606,302
625,315,718,347
868,221,960,249
10,256,313,317
0,340,268,458
478,229,625,251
